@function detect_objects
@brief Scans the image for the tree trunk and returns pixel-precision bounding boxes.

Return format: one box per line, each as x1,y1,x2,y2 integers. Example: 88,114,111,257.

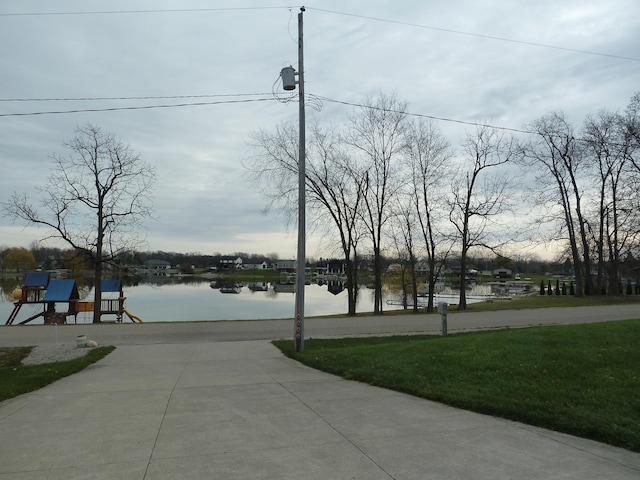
345,254,358,316
458,245,468,310
92,258,102,323
410,257,418,313
426,256,437,313
373,246,382,314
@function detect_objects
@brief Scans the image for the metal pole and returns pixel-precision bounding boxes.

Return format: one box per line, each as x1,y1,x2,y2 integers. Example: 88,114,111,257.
438,302,448,336
294,7,306,353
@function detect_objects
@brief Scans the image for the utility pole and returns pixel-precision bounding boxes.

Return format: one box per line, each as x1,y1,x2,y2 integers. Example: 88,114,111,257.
295,7,306,353
280,6,306,352
295,6,306,353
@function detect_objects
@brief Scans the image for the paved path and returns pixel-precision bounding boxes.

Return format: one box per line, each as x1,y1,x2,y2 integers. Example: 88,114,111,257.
1,304,639,347
0,306,639,479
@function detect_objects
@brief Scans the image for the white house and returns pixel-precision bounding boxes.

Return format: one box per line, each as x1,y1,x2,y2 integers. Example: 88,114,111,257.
493,268,513,278
274,260,296,272
243,260,269,270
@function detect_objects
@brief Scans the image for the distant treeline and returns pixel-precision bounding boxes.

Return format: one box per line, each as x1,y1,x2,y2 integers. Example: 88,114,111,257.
3,243,627,278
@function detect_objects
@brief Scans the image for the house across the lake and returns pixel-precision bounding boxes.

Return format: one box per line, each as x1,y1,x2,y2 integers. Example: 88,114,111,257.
218,256,243,271
243,259,269,270
144,259,171,270
274,260,296,272
493,268,513,278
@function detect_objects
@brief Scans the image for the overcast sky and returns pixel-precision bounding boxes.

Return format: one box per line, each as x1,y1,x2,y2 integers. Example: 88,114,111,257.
1,1,638,260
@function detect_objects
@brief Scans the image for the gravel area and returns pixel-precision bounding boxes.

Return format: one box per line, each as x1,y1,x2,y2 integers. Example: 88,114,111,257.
21,343,99,365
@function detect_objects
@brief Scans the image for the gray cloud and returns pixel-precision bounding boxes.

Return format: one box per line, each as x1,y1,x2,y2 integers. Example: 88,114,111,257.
1,1,638,259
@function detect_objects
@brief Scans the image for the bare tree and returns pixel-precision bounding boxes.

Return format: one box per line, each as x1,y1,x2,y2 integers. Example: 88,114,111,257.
306,124,366,315
403,119,453,312
346,92,408,314
624,92,640,157
247,121,365,315
521,112,593,296
388,196,420,312
583,109,639,294
449,125,515,310
3,124,155,322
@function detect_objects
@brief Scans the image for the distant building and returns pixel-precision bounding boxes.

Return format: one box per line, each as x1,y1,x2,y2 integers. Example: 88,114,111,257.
144,259,171,270
325,260,346,276
243,260,269,270
219,256,243,271
493,268,513,278
274,260,296,272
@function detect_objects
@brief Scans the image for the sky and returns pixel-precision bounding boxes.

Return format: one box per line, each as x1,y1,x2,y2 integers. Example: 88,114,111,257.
1,1,639,261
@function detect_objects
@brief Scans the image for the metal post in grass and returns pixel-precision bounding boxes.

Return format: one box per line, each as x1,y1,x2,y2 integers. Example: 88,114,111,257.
438,302,448,336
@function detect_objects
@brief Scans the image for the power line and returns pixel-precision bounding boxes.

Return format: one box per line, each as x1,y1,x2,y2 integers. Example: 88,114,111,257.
0,91,633,148
2,5,635,62
0,97,277,117
0,6,292,17
0,90,533,136
312,95,638,149
0,93,273,102
307,7,640,63
0,89,531,134
312,95,534,135
0,88,524,133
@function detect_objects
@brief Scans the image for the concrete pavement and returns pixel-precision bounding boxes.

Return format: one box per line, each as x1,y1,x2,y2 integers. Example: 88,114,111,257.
1,307,639,479
1,303,640,347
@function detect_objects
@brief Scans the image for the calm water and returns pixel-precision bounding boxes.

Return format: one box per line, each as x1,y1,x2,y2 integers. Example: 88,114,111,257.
0,275,499,325
0,277,408,324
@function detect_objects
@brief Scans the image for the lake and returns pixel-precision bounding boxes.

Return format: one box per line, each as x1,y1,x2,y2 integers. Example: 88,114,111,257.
0,277,411,324
0,275,500,325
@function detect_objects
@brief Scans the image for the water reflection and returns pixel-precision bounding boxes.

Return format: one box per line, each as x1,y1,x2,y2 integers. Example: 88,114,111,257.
120,279,383,323
1,273,529,324
0,275,397,324
209,278,347,297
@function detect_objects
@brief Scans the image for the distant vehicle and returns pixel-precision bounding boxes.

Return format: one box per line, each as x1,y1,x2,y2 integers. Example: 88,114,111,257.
515,274,521,280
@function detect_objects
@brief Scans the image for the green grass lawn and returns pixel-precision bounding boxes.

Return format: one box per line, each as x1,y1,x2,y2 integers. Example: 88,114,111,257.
339,293,640,318
0,346,115,402
274,319,640,452
463,293,640,312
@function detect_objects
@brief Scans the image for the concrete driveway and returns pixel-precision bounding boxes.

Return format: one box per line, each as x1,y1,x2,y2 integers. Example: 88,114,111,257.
0,305,639,479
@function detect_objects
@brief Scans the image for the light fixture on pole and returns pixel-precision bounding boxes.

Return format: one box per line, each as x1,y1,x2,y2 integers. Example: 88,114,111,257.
279,6,305,353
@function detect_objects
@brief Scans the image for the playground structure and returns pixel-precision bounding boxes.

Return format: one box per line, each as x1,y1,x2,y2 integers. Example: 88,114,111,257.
5,272,143,325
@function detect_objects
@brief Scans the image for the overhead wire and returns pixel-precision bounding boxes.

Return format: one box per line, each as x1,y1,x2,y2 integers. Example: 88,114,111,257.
0,90,535,136
0,6,292,17
310,94,534,135
0,97,277,117
0,93,274,102
310,94,639,148
0,89,630,142
1,5,635,62
0,5,635,134
306,7,640,63
2,5,635,63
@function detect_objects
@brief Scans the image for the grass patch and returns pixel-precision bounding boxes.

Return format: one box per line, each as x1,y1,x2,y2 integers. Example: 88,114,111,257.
463,294,640,312
0,346,116,402
274,320,640,452
338,294,640,318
